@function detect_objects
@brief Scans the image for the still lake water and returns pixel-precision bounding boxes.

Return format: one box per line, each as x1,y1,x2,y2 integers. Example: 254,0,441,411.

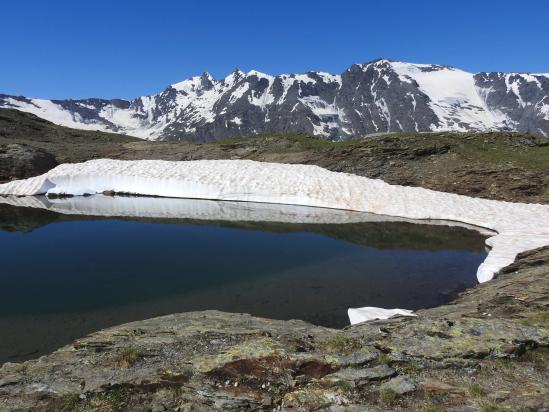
0,199,487,363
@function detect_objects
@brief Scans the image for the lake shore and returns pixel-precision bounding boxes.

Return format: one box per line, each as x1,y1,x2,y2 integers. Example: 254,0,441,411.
0,246,547,411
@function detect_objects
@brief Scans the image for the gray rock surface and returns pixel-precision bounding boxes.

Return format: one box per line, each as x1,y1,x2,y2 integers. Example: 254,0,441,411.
322,365,396,388
380,376,416,395
475,72,549,136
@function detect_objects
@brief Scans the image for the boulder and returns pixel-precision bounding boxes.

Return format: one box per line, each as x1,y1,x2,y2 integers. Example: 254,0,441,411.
380,375,416,395
0,143,57,182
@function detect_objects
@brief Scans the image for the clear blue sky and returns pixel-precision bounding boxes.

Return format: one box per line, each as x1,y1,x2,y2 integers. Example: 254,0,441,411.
3,0,548,100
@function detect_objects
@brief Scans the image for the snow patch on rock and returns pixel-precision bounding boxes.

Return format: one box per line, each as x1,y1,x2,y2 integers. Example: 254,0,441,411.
348,307,417,324
391,62,510,131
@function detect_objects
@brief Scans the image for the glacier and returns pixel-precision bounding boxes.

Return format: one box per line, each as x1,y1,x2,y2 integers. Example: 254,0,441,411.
1,158,548,324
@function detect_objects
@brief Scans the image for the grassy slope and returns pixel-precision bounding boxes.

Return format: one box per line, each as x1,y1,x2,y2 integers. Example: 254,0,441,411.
2,108,548,172
219,131,549,172
0,108,140,163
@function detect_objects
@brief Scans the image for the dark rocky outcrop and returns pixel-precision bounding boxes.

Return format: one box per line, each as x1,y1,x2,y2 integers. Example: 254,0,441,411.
0,143,57,182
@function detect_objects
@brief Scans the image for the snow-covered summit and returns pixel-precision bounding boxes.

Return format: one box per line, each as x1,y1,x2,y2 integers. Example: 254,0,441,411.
1,59,548,141
171,72,215,93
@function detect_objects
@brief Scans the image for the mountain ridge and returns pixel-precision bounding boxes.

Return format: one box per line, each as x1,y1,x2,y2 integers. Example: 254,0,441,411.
1,59,548,141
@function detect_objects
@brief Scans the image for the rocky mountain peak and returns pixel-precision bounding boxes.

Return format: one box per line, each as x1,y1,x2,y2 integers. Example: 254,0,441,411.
1,60,548,141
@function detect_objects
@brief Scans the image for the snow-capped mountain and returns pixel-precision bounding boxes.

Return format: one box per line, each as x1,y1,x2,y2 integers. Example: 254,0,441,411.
1,59,548,141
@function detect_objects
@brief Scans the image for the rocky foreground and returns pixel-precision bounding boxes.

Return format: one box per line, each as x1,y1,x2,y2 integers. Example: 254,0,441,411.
1,247,547,411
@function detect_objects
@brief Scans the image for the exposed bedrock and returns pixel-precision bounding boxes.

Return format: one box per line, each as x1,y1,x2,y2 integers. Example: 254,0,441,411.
0,247,547,411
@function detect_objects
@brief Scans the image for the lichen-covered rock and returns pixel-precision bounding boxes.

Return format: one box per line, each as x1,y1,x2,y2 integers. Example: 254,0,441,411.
380,375,416,395
282,388,349,410
321,365,396,388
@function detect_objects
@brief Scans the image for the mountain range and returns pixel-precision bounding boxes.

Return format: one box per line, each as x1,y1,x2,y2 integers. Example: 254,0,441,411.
1,59,548,141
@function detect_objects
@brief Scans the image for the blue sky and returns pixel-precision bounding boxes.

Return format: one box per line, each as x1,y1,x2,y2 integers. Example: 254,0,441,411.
3,0,548,100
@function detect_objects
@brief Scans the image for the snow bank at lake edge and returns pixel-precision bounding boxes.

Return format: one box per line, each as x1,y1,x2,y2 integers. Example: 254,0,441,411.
1,159,548,325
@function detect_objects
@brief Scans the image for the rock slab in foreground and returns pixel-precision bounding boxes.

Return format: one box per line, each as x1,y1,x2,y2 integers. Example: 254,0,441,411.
0,247,548,411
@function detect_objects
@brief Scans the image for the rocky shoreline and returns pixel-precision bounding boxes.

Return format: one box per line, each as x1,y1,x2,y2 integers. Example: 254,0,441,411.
1,246,547,411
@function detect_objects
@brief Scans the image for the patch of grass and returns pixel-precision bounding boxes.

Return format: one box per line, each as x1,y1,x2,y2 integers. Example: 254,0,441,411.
454,135,549,171
335,380,353,393
114,348,142,368
477,360,515,381
60,393,81,412
478,401,513,412
362,131,549,172
419,404,445,412
520,312,549,327
468,383,487,397
91,386,131,412
518,347,548,363
479,401,504,412
492,358,515,370
0,108,140,144
379,387,398,406
517,348,548,373
396,361,420,375
321,334,360,353
216,131,363,149
378,353,391,365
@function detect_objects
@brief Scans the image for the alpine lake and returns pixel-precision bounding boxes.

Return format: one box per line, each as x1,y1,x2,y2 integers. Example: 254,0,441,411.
0,196,488,363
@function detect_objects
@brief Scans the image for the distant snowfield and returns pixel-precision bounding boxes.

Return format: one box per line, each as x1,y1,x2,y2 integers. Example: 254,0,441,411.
390,62,510,131
1,159,548,324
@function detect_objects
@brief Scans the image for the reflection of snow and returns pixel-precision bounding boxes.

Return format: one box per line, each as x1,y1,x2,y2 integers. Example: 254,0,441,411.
0,194,493,232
